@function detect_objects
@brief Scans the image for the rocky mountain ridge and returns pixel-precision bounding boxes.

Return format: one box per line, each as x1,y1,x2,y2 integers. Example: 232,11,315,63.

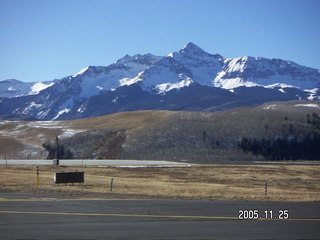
1,42,319,120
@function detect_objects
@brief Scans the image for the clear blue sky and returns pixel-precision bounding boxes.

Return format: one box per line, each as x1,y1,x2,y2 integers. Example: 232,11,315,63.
1,0,320,82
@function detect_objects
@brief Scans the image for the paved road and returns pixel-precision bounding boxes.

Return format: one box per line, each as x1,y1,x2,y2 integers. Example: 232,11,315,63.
0,193,319,239
1,159,319,166
0,159,191,167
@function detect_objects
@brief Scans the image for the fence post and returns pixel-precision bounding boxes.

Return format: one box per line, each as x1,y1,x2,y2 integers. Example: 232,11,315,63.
265,181,268,197
36,166,40,185
110,178,114,192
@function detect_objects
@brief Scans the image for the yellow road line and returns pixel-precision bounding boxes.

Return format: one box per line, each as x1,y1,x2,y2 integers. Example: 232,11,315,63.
0,198,141,202
0,210,237,220
0,210,319,221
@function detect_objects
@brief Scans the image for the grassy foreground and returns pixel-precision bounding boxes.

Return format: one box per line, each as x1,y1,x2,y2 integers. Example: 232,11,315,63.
0,164,319,201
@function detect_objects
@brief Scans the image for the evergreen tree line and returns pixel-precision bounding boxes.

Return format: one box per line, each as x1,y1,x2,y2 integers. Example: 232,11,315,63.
238,113,320,160
307,112,320,130
238,134,320,160
42,136,73,159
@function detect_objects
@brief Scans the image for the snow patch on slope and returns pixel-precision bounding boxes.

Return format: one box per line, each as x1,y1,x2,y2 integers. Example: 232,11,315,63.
72,66,90,78
59,129,84,138
21,102,43,114
295,103,320,108
305,88,319,100
156,77,193,94
224,57,248,72
214,75,260,89
29,82,54,95
262,104,279,110
52,108,71,120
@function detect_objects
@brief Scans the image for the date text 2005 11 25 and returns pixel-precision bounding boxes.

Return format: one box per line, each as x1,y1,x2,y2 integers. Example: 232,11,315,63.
238,210,289,220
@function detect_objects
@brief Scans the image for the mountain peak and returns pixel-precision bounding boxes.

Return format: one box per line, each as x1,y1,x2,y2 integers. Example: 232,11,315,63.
181,42,204,53
179,42,223,60
2,43,320,121
183,42,201,49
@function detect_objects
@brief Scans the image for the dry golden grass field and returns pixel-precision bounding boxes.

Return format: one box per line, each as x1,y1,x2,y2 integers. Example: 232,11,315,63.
0,164,319,202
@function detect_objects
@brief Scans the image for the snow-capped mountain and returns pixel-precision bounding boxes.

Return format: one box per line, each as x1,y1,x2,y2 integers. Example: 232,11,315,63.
69,53,162,97
214,56,320,90
1,42,319,120
0,79,54,98
118,42,319,95
134,42,224,93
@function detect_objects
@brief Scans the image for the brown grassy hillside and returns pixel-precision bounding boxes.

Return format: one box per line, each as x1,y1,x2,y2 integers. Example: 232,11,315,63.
0,110,176,159
121,101,320,162
0,101,319,161
70,110,175,133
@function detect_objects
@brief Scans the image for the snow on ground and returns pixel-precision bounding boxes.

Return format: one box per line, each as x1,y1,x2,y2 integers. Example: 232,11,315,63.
26,121,64,129
295,103,320,108
19,142,45,158
0,120,85,148
25,121,85,137
59,129,85,138
0,129,23,137
262,104,278,110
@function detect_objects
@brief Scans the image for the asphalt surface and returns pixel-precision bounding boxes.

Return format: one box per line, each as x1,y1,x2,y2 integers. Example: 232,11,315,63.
1,159,319,166
0,193,319,240
0,159,191,167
